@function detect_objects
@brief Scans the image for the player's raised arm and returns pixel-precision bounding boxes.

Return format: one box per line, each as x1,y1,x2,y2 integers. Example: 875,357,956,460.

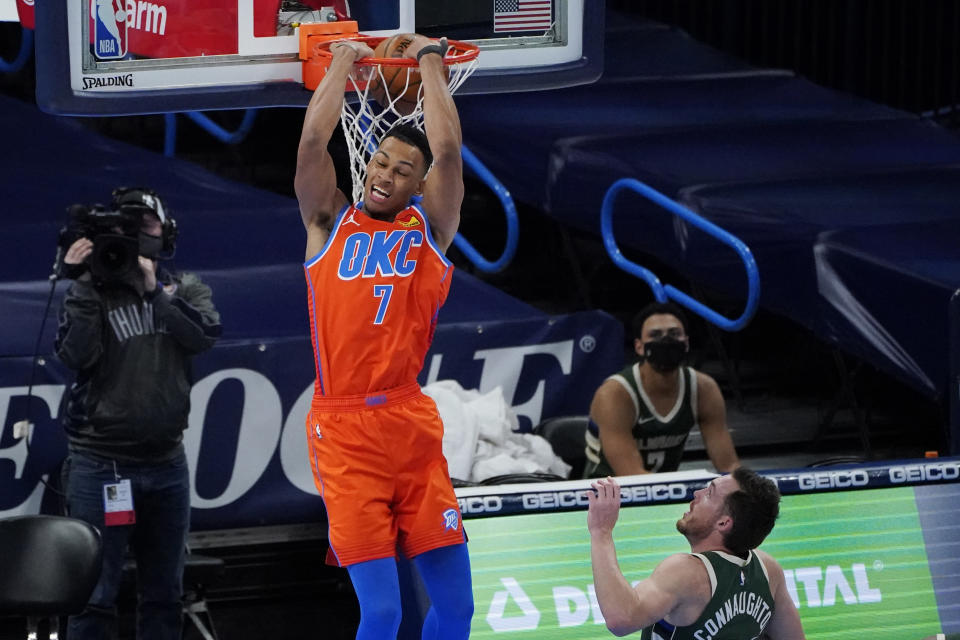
295,40,372,258
406,36,464,252
588,478,699,635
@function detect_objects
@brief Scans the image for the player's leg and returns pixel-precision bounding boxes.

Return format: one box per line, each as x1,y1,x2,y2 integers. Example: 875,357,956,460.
387,394,473,638
420,606,438,639
413,543,474,640
346,557,403,639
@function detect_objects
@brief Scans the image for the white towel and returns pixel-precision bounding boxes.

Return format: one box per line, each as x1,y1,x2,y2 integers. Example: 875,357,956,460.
423,380,572,482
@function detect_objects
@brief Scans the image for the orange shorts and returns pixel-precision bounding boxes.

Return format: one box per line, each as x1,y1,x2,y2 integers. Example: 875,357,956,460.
305,383,466,567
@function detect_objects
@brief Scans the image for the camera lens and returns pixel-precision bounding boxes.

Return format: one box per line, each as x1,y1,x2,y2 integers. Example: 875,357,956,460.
90,235,140,282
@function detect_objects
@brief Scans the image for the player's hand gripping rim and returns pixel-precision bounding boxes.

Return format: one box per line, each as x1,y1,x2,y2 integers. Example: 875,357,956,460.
330,39,375,62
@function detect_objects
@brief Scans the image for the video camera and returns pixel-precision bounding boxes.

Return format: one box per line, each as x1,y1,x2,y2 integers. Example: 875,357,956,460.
56,187,177,282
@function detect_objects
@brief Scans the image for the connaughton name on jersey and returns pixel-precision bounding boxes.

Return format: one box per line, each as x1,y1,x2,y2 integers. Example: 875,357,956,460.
691,591,773,640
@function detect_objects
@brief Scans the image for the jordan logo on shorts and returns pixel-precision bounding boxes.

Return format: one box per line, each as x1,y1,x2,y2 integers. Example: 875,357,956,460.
442,508,459,531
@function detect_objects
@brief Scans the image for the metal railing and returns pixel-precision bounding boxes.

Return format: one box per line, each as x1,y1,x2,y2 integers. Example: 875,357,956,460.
600,178,760,332
455,144,518,274
163,110,259,157
0,26,33,73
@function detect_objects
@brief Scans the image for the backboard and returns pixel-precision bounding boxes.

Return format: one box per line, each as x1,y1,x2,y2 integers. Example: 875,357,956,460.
34,0,603,116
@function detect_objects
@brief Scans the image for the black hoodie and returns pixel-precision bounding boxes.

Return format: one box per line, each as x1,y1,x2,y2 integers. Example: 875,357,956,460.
55,271,221,463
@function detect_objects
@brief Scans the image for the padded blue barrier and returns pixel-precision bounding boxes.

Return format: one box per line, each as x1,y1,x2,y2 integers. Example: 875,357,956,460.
814,219,960,400
457,73,907,208
546,118,960,228
601,17,755,80
674,167,960,337
456,7,906,209
455,8,960,416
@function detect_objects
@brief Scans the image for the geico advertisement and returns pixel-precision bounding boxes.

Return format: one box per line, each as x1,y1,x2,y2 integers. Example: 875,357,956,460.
465,487,944,639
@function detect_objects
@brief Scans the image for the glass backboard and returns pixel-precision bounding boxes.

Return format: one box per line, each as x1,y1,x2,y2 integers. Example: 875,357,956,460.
35,0,603,115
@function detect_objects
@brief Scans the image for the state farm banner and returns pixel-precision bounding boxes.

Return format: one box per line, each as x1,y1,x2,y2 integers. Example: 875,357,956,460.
85,0,331,60
0,310,623,529
89,0,238,59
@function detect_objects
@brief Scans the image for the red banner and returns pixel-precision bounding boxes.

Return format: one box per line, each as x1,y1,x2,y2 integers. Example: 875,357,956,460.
85,1,350,60
90,0,241,59
16,0,35,30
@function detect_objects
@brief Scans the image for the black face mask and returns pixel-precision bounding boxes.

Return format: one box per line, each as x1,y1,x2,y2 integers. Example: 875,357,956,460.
139,232,163,259
643,337,687,373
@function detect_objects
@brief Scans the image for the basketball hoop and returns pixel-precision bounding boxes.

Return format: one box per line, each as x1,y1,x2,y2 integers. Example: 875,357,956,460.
310,36,479,202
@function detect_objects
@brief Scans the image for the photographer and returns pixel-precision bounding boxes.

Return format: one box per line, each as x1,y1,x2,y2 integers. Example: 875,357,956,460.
54,188,221,640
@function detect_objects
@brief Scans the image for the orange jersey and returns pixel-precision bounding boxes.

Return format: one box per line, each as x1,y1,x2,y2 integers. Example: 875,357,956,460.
304,202,453,396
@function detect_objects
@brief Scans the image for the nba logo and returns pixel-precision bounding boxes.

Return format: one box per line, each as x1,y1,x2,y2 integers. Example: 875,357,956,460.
92,0,127,60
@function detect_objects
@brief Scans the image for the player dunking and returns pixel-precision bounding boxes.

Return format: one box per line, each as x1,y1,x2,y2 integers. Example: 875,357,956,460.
294,35,473,639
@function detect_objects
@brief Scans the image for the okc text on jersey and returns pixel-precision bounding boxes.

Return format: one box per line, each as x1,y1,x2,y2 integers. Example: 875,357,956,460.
337,229,424,279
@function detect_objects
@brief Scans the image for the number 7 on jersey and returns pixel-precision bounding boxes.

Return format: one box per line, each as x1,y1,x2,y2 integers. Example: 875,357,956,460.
373,284,393,324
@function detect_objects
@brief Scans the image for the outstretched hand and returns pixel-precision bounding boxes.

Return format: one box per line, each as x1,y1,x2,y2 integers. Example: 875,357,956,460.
587,477,622,535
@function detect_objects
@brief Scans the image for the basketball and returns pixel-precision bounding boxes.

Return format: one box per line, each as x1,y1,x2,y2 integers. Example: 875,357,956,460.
368,34,449,116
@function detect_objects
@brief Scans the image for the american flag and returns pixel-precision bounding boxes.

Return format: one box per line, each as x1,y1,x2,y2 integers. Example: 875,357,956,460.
493,0,553,33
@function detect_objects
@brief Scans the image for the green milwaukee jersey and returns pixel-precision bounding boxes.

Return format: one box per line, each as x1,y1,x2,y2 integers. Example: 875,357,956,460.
584,364,698,478
641,550,775,640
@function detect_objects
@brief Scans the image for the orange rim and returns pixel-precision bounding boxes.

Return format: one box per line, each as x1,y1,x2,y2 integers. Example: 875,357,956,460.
313,36,480,66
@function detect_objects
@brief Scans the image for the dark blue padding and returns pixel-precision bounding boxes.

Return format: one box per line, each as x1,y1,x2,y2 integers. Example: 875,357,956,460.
602,18,756,80
546,119,960,226
457,11,960,425
814,219,960,398
0,95,304,277
457,73,906,207
665,168,960,333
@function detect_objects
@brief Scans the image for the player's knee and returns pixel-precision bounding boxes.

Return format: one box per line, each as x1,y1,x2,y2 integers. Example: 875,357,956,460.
359,598,402,634
433,589,474,630
453,589,475,622
454,600,475,628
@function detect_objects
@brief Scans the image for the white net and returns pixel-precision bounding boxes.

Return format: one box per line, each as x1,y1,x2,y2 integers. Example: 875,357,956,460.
339,56,478,203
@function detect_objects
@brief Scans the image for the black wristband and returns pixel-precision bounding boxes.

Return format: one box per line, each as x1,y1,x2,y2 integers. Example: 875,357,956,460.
416,38,449,63
60,262,89,280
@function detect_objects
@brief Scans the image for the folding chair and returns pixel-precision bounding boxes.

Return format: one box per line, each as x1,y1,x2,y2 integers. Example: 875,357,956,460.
0,515,102,640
